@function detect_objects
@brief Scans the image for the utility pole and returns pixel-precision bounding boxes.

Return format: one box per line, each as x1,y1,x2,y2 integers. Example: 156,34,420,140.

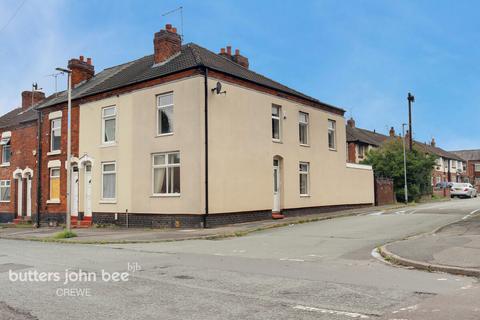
56,67,72,231
402,123,409,204
407,92,415,151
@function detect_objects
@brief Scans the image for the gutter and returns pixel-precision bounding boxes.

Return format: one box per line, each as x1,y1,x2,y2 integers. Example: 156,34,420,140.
203,67,209,228
35,110,42,228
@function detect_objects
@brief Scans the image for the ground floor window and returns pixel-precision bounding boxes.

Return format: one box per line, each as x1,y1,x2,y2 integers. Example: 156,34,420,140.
102,162,116,200
299,162,309,196
152,152,180,195
0,180,10,202
49,168,60,200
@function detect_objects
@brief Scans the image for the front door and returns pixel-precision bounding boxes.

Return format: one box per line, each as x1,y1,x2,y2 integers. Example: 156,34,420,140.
84,164,92,217
273,159,281,213
71,167,79,217
17,178,23,217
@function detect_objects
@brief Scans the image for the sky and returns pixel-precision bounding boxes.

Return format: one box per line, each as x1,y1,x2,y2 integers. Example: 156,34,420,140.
0,0,479,150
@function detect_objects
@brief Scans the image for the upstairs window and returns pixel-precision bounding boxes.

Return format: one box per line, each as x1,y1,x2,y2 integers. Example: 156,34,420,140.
358,145,365,159
152,152,180,195
328,119,336,150
157,93,174,135
50,118,61,152
299,112,309,145
475,164,480,172
102,106,116,144
0,180,10,202
2,144,10,164
272,105,281,141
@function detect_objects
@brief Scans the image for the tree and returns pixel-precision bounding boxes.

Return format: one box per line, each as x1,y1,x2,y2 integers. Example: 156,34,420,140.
361,139,436,202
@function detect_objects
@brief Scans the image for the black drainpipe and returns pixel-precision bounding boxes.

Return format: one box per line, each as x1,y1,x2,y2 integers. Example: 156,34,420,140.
35,109,42,228
203,67,209,228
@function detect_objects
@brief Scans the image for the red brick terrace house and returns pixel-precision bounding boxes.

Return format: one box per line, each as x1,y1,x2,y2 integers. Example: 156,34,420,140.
451,150,480,188
345,118,466,184
0,91,46,223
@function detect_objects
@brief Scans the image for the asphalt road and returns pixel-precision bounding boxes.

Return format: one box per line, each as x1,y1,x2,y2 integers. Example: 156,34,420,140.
0,198,479,320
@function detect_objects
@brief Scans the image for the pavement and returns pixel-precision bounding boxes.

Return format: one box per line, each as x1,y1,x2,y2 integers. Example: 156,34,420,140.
380,208,480,277
1,198,479,320
0,203,410,243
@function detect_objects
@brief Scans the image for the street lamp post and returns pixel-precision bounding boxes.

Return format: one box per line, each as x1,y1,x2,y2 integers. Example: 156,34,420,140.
402,123,409,204
407,93,415,151
56,67,72,231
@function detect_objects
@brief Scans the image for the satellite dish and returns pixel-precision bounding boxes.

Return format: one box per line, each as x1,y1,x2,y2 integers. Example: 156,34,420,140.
211,81,226,95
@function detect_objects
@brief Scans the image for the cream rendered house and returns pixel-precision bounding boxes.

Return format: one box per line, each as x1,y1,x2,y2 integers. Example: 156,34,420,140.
72,24,374,228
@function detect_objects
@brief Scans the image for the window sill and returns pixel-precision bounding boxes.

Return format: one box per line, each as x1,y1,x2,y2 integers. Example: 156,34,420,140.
300,194,311,198
0,162,10,167
47,150,61,156
46,199,60,204
0,200,10,203
99,143,117,148
272,139,282,144
300,144,310,148
156,132,174,138
151,194,181,198
99,200,117,204
328,148,337,152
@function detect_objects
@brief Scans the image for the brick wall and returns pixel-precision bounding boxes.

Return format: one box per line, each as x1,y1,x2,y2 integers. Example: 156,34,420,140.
0,122,38,222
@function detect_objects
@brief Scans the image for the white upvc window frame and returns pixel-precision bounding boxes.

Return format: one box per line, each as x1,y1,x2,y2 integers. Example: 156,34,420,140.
50,118,62,152
0,180,11,202
358,144,366,159
1,143,10,165
328,119,337,150
101,161,117,202
152,152,181,196
299,111,309,146
156,92,174,136
102,106,117,145
299,162,310,197
272,104,282,142
475,164,480,172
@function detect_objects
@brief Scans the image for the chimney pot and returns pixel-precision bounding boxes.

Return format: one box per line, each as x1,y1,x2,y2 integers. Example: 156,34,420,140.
389,126,395,137
87,57,92,65
79,55,84,61
226,46,232,55
68,56,95,87
220,48,226,54
166,24,172,30
347,117,355,128
172,27,177,33
235,49,240,55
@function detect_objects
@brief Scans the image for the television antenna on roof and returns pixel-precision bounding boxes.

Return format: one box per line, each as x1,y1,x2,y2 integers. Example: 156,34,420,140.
45,72,64,96
162,6,184,40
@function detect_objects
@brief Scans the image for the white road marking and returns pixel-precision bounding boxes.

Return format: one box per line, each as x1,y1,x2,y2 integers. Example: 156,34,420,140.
367,211,385,216
437,278,448,281
293,305,369,318
462,208,480,220
280,258,305,262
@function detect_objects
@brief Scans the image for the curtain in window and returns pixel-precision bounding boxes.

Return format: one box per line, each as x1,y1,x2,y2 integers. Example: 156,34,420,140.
169,166,180,193
154,167,166,194
0,184,10,201
103,173,116,199
104,118,116,142
159,106,173,134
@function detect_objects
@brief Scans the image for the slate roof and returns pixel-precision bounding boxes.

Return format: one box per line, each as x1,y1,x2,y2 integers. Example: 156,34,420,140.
346,125,464,161
450,149,480,161
0,94,57,130
38,43,343,112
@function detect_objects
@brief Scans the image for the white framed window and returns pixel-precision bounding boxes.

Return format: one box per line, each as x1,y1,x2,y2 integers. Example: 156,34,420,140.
50,118,61,152
2,144,10,164
452,160,457,169
0,180,10,202
358,145,365,159
101,162,116,201
49,168,60,201
157,93,174,135
436,176,441,184
272,104,281,141
152,152,180,195
475,164,480,172
102,106,116,144
299,111,309,145
328,119,336,150
299,162,310,196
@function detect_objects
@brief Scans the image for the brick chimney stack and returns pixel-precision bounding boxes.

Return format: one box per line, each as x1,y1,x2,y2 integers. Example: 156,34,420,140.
218,46,249,69
153,24,182,65
68,55,95,87
389,126,395,137
21,90,45,110
431,137,436,147
347,118,355,128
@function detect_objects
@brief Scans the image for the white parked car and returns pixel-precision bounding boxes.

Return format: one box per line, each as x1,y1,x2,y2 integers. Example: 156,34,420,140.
450,183,478,198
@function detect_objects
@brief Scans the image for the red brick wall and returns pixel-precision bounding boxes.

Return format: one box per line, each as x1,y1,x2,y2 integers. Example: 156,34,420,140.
39,105,79,216
0,122,38,216
347,142,356,163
